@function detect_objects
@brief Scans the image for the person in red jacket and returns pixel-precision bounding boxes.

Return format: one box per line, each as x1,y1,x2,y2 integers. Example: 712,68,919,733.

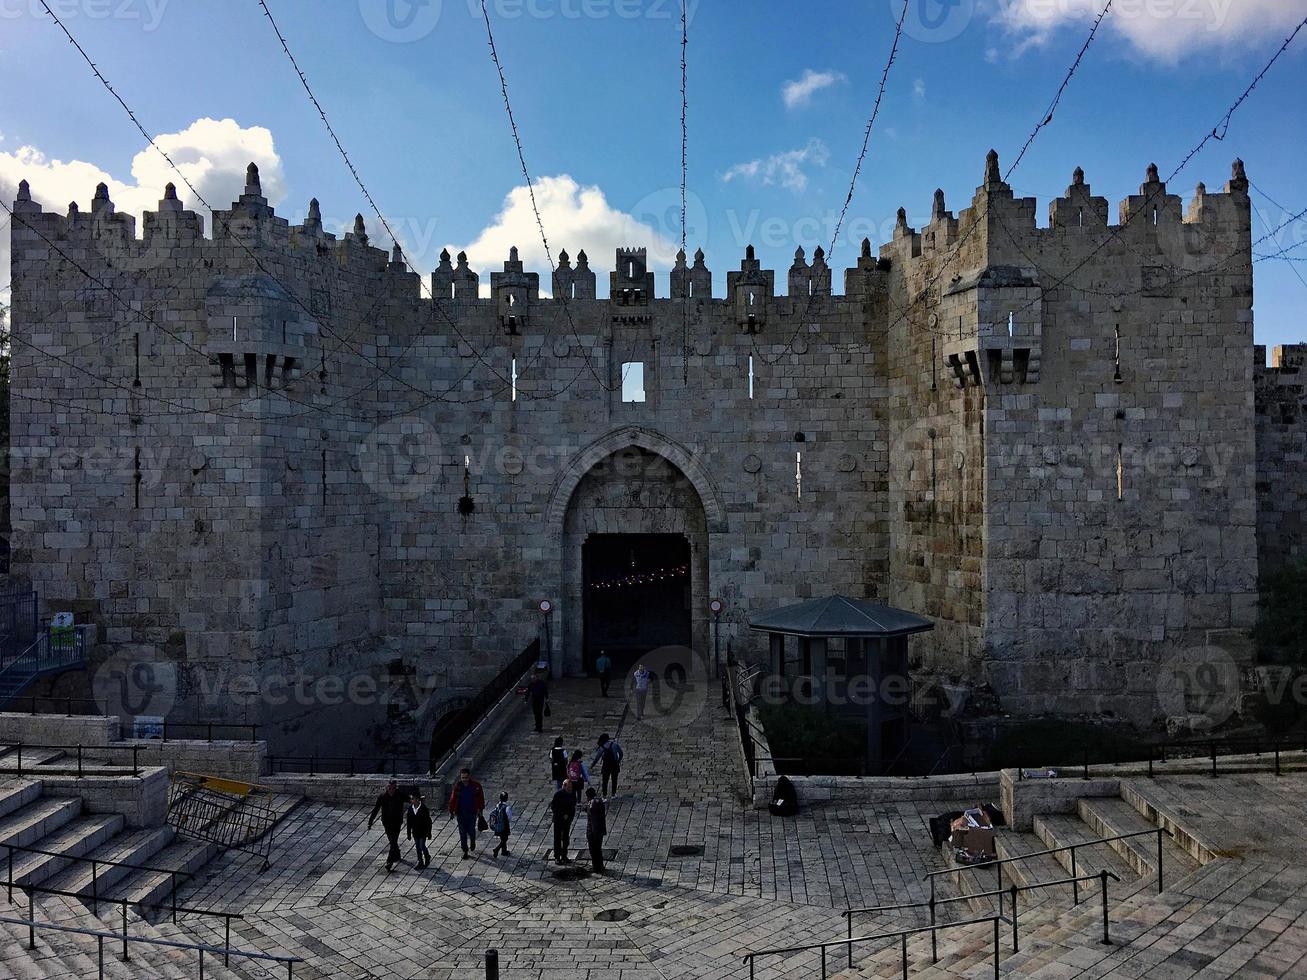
447,768,486,859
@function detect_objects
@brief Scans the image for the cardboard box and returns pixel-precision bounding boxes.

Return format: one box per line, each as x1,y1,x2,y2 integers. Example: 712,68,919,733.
951,826,996,857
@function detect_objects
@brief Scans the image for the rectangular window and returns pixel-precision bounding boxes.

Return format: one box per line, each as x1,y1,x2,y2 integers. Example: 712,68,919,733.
621,362,646,403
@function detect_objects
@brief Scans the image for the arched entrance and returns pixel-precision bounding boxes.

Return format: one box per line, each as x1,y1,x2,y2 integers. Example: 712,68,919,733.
550,432,720,677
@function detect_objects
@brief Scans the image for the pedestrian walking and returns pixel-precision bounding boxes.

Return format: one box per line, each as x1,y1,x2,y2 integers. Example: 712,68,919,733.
592,733,624,798
489,792,513,857
585,787,608,874
526,670,551,733
446,768,486,859
367,779,406,872
632,663,652,720
566,750,589,806
595,650,613,697
550,779,576,864
406,792,432,869
550,737,568,790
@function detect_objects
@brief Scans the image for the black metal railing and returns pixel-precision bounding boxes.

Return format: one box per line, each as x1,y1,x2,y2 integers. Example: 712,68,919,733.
154,722,260,743
3,880,244,962
0,912,301,978
3,840,195,919
266,754,429,777
924,827,1169,901
743,914,1003,980
844,870,1121,968
1014,732,1307,781
428,637,542,771
0,741,143,776
2,695,101,716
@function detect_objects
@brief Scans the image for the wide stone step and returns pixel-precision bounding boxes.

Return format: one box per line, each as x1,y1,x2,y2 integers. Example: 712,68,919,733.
8,815,125,888
0,779,43,821
0,909,151,979
1077,795,1200,880
116,839,221,914
40,827,176,903
1032,813,1140,884
0,796,82,852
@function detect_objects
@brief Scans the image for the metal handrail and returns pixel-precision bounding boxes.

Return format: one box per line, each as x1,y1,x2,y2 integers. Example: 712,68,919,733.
844,870,1120,967
742,914,1003,980
925,826,1164,880
0,911,301,978
430,658,538,776
3,879,241,924
0,741,143,776
3,841,197,882
157,722,260,743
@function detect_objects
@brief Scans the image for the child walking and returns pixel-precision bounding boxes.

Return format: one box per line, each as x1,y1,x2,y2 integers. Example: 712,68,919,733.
489,792,513,857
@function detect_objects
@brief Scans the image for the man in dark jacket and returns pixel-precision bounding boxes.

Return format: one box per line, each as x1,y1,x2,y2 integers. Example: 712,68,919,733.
446,768,486,859
367,780,406,871
526,672,550,733
585,787,608,873
405,792,433,869
549,779,576,865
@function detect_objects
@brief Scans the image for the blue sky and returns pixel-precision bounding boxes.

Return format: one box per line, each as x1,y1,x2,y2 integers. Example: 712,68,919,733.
2,0,1304,351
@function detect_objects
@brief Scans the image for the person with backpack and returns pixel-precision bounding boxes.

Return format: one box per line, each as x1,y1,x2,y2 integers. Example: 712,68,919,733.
446,768,486,860
549,778,576,865
549,737,568,790
585,787,608,873
594,650,613,697
488,792,513,858
405,792,433,869
592,733,624,798
566,750,589,806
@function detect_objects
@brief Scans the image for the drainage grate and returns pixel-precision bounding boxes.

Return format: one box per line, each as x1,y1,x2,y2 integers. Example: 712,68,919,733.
553,866,591,881
595,909,631,922
669,844,704,857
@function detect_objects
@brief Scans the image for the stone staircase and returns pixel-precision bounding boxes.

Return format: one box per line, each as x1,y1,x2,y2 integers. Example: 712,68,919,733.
0,778,283,979
828,783,1212,978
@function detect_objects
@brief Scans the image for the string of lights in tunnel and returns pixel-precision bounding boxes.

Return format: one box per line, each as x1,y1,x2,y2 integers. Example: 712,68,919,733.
588,564,690,592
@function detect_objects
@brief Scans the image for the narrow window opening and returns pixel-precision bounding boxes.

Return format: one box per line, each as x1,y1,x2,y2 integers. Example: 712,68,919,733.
931,338,937,391
748,355,755,399
570,282,576,299
450,282,456,300
282,320,287,345
321,449,328,507
1007,311,1015,337
795,451,802,502
621,362,646,403
1077,207,1084,227
688,281,694,299
1151,206,1159,226
133,447,141,510
1116,444,1124,501
231,315,238,342
1113,324,1122,383
511,356,518,402
628,260,634,278
748,291,756,307
508,293,516,307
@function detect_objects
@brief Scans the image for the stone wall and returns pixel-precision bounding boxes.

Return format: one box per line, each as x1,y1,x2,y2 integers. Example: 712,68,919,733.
6,152,1272,753
1255,344,1307,571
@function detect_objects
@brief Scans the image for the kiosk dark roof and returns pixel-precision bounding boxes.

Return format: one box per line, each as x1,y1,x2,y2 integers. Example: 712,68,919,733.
748,595,933,639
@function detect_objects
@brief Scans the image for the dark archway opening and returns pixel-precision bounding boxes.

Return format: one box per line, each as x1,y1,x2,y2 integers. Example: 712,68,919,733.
582,533,691,673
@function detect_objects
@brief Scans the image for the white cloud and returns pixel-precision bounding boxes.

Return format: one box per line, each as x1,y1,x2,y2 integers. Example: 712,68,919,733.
450,175,679,291
991,0,1307,61
1,118,285,300
781,69,847,109
722,138,830,193
913,78,927,100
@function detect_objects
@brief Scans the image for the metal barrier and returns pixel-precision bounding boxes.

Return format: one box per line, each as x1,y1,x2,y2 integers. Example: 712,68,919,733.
0,911,301,978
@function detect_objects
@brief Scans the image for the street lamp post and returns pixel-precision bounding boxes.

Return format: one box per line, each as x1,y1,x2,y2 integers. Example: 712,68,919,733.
710,598,724,678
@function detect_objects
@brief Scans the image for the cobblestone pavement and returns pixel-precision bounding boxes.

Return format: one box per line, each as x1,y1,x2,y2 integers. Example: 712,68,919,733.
181,677,957,979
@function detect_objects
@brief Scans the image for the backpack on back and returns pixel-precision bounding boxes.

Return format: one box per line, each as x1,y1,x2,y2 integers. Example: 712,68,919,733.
606,740,624,764
489,803,508,834
567,760,584,783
